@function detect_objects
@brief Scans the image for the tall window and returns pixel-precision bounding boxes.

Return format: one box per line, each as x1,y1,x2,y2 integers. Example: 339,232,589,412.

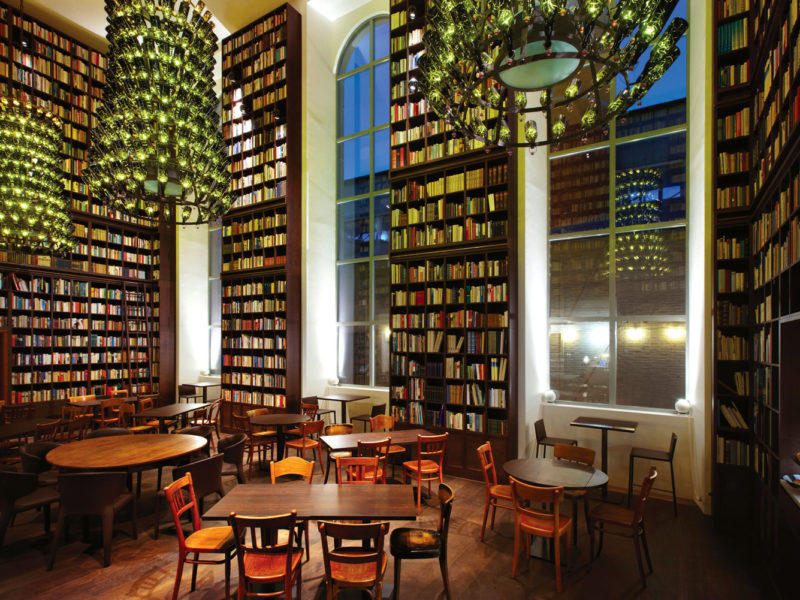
209,222,222,374
336,17,391,387
548,0,688,411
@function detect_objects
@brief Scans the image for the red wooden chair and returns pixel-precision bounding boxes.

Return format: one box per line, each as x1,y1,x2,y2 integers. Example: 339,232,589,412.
403,433,448,514
476,441,513,540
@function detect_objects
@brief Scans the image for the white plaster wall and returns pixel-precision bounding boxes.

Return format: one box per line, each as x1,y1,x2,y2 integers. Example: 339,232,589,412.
177,225,210,390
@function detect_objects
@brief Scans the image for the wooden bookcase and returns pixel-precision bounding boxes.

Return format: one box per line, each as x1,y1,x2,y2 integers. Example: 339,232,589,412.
389,0,517,479
0,1,168,407
219,4,301,428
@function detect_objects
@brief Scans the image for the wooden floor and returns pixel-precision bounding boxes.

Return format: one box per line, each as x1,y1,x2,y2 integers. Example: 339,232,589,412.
0,458,772,600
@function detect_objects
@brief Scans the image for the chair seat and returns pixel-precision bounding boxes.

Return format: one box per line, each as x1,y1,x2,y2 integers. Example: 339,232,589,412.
330,551,387,584
185,526,235,553
329,450,352,460
128,425,155,434
243,551,302,582
285,437,319,450
38,469,59,487
630,447,671,461
542,435,577,447
387,445,406,454
145,419,176,428
403,459,441,474
518,513,572,537
15,486,61,512
590,503,636,527
490,483,512,501
252,430,277,439
390,527,441,559
351,415,371,422
190,418,217,427
221,463,241,478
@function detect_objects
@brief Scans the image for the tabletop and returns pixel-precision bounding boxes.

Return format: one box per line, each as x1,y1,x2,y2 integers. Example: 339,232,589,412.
137,402,210,419
317,393,370,403
203,483,418,521
189,382,221,388
570,416,638,433
0,418,44,440
321,428,434,452
69,396,139,408
46,434,207,470
503,458,608,490
251,413,310,427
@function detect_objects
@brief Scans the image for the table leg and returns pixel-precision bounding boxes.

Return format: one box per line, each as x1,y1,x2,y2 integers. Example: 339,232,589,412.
601,429,608,500
340,402,348,424
276,426,286,460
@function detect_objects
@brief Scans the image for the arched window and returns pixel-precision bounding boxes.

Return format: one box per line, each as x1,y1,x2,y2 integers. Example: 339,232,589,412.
336,16,390,387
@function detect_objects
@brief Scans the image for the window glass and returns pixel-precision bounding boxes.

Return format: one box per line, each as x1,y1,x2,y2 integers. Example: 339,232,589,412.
373,62,390,127
373,194,390,256
550,148,610,235
373,19,389,60
338,71,370,137
338,262,370,323
550,236,610,320
338,325,371,385
550,322,610,403
373,128,390,191
337,198,370,260
338,134,371,197
341,26,370,72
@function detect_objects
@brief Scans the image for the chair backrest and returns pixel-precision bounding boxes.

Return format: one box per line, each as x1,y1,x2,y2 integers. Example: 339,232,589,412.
357,437,390,483
207,399,221,421
301,395,318,405
437,483,455,541
2,403,34,423
177,425,213,452
270,457,314,484
164,473,202,549
0,470,39,507
667,433,678,459
318,521,388,587
68,394,96,405
34,420,61,442
61,414,92,441
20,441,61,474
58,472,129,516
324,423,353,436
117,402,137,428
300,402,318,419
218,433,247,465
553,443,595,466
139,397,155,412
110,389,128,398
534,419,546,443
172,453,224,501
245,407,272,419
335,456,380,484
98,397,123,424
510,477,565,529
300,419,325,438
370,403,386,417
85,427,132,439
178,384,197,397
417,433,448,469
61,404,88,421
633,467,658,524
229,510,300,593
477,441,498,488
370,414,394,432
232,412,252,435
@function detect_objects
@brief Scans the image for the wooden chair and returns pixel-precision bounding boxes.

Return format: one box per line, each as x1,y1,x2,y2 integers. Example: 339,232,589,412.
0,405,34,464
178,384,202,402
476,441,513,541
554,443,596,545
628,433,678,516
229,510,303,600
34,419,61,442
190,399,221,451
304,394,336,424
510,478,572,592
85,427,132,439
164,473,235,600
218,433,247,484
48,471,137,569
403,433,448,515
590,467,658,588
370,414,407,476
534,419,577,458
285,402,320,437
233,412,275,479
357,437,391,484
59,414,92,442
20,441,61,487
0,470,60,547
176,425,214,459
284,419,325,474
318,520,388,600
390,483,454,600
323,423,353,484
109,389,129,398
67,394,95,405
351,403,386,432
271,457,314,561
139,397,177,432
335,456,380,484
94,397,123,429
118,403,156,434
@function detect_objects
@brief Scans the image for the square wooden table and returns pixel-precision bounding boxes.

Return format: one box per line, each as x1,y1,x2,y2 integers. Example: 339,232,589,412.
317,393,370,424
202,483,418,522
570,415,637,500
137,402,210,431
320,428,434,453
185,381,221,403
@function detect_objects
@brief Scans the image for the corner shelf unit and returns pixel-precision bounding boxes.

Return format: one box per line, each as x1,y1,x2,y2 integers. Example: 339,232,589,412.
389,0,517,479
219,3,301,429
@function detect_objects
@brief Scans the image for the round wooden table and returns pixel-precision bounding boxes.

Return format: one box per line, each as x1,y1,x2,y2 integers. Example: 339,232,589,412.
250,413,310,459
503,458,608,490
46,434,207,470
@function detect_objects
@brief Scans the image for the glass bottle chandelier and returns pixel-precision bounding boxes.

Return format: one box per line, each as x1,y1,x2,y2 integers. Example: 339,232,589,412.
615,168,669,276
84,0,231,225
417,0,688,148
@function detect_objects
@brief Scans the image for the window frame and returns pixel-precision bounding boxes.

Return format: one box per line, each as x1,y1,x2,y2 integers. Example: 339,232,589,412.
208,221,222,375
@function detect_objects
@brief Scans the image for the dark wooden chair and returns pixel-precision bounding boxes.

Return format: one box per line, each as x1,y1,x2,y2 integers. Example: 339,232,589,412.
165,473,235,600
175,425,214,459
304,394,336,424
218,433,247,484
109,388,129,398
94,397,123,429
229,510,303,600
554,443,596,545
271,457,314,561
118,402,156,434
34,419,61,442
190,399,221,451
477,441,513,541
285,402,319,438
390,483,454,600
403,433,448,515
1,403,34,423
0,404,34,464
67,394,95,405
335,456,380,484
369,414,407,478
351,403,386,432
323,423,353,484
178,384,202,402
48,471,137,569
318,520,388,600
510,478,572,591
284,419,325,473
85,427,132,439
629,433,678,516
590,467,658,588
0,470,60,547
357,437,391,484
139,397,177,432
233,413,275,479
534,419,577,458
20,441,61,487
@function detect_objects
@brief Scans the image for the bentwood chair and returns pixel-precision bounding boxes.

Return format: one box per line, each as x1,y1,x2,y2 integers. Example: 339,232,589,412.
323,423,353,484
284,419,325,473
356,437,391,484
218,433,247,484
390,483,454,600
403,433,448,515
351,403,386,432
34,420,61,442
590,467,658,588
304,395,336,424
118,403,156,434
476,441,513,541
20,441,61,487
271,457,314,561
510,478,572,592
94,397,123,429
628,433,678,516
229,510,304,600
109,389,129,398
190,399,221,451
178,384,203,402
318,520,388,600
534,419,577,458
165,473,235,600
554,443,596,545
139,397,177,432
370,414,407,476
232,413,275,479
285,402,319,437
0,470,60,547
335,456,380,484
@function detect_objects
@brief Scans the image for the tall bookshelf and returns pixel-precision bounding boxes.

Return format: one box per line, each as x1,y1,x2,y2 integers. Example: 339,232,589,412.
219,4,301,429
714,0,800,591
389,0,517,479
0,1,168,408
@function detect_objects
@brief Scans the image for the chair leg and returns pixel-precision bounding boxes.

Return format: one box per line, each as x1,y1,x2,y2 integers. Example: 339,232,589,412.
670,460,677,516
224,551,231,600
627,455,634,507
191,554,199,591
43,503,52,534
157,466,163,491
172,552,185,600
511,524,520,578
247,446,254,480
439,551,451,600
393,556,401,600
554,532,563,593
130,497,138,540
101,508,114,567
480,498,490,541
304,521,310,562
633,531,647,588
324,456,332,484
316,445,324,475
46,512,65,571
641,526,653,573
416,475,422,515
